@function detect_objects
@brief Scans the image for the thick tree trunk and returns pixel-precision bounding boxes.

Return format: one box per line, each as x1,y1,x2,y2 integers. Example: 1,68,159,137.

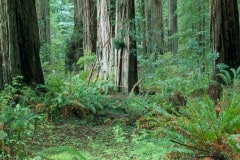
96,0,114,80
168,0,178,54
0,0,44,88
114,0,138,94
210,0,240,72
65,0,83,74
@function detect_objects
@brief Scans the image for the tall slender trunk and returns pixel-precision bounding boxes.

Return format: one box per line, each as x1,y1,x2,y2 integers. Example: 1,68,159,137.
168,0,178,53
144,0,151,55
83,0,97,53
151,0,164,57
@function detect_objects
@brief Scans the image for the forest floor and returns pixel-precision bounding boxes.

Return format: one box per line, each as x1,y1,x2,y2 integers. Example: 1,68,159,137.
28,117,164,160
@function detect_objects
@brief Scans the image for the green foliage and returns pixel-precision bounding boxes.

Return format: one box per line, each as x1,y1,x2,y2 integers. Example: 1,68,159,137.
50,0,74,37
30,74,108,122
217,66,240,85
112,37,125,49
39,0,74,78
140,52,210,97
0,78,40,159
112,125,128,143
131,132,174,160
84,124,173,160
0,104,37,159
39,43,52,63
67,76,105,115
177,0,210,54
36,146,86,160
162,93,240,159
217,69,232,85
77,51,96,69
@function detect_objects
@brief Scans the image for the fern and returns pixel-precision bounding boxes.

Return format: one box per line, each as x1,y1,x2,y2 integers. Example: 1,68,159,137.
216,69,231,85
162,93,240,159
230,67,240,85
216,66,240,85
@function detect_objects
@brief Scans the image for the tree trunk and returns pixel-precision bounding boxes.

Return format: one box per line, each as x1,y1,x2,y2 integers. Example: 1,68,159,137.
143,0,165,56
83,0,97,53
36,0,51,44
83,0,97,71
144,0,152,55
168,0,178,54
114,0,138,94
138,0,147,55
96,0,115,80
210,0,240,73
65,0,83,74
0,0,44,88
150,0,164,57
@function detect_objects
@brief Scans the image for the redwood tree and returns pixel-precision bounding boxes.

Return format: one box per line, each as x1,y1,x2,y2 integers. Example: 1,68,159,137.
150,0,164,56
96,0,115,80
210,0,240,72
0,0,44,88
83,0,97,53
114,0,138,94
142,0,164,56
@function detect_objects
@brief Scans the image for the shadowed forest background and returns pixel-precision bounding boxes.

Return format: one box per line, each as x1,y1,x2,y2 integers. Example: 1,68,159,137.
1,0,240,159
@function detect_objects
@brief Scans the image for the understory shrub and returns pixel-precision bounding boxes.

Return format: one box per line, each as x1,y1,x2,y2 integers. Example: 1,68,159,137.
0,79,39,159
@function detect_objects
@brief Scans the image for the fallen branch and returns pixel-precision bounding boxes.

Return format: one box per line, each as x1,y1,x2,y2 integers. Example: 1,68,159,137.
87,36,111,85
87,57,98,85
129,70,145,95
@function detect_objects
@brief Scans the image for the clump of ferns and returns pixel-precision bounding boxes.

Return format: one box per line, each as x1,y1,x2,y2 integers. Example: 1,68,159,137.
216,66,240,87
162,93,240,160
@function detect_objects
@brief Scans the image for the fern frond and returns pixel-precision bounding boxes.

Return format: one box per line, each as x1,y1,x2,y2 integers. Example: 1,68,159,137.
230,68,237,81
236,66,240,75
216,70,231,85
